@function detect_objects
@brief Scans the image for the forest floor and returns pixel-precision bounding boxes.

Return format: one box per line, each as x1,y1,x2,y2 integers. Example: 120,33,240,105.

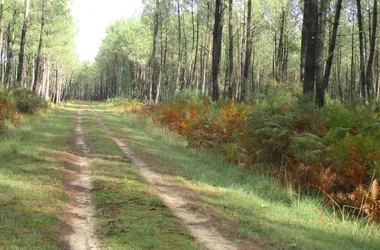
0,102,379,250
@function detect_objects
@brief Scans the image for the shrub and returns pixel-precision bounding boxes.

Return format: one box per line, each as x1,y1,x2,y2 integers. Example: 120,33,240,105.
0,91,16,129
247,97,380,221
168,89,205,104
11,88,47,114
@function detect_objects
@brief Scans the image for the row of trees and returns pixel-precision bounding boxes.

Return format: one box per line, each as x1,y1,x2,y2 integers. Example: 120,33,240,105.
302,0,378,106
0,0,77,103
70,0,380,107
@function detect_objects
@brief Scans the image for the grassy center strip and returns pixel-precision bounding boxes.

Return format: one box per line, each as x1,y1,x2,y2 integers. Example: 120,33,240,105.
79,107,198,250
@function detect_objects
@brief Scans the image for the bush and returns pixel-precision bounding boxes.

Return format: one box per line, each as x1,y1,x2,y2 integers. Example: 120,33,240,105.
168,89,205,104
0,91,16,129
11,88,47,114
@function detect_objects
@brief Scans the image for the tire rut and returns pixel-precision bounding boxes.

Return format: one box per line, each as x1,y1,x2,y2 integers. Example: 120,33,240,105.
66,105,99,250
90,108,243,250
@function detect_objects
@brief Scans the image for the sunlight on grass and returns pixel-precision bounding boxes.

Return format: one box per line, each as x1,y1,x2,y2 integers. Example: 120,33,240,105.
80,109,199,249
0,106,76,249
92,102,380,250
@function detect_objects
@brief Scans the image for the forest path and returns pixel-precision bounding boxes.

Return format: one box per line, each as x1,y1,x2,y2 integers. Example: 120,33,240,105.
89,106,250,250
65,105,99,250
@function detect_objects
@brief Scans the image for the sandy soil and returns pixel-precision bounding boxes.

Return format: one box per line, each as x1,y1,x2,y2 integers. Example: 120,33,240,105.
65,106,99,250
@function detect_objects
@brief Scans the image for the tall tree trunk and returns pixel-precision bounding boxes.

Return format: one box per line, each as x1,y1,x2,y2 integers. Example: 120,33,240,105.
225,0,234,99
0,0,4,84
57,66,62,103
241,0,252,101
201,2,211,96
53,65,58,103
283,34,289,79
5,10,17,89
211,0,224,101
33,0,45,91
323,0,342,94
356,0,366,99
189,0,196,87
238,0,246,100
45,55,50,100
193,6,200,90
150,0,160,102
300,0,309,82
175,0,182,93
16,0,30,87
350,15,356,101
315,0,329,107
365,0,377,101
30,53,35,89
113,54,117,98
376,43,380,99
38,56,46,96
276,7,285,82
303,0,318,94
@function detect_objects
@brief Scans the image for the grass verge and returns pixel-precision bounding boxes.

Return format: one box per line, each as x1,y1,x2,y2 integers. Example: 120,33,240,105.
91,102,380,250
0,105,76,249
80,108,198,250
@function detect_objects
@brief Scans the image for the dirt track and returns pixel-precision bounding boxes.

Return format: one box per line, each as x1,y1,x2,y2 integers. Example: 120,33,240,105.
65,106,99,250
90,108,245,250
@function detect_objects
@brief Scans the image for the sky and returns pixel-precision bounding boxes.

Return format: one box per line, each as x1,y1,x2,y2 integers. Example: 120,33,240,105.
71,0,143,62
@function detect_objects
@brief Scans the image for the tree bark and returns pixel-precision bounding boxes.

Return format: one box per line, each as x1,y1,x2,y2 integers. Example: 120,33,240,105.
224,0,233,99
276,7,285,82
323,0,342,95
211,0,224,101
201,2,211,96
45,55,50,100
300,0,309,82
365,0,377,100
33,0,46,91
303,0,318,94
150,0,160,102
0,0,4,84
5,10,17,89
16,0,30,87
175,0,182,93
238,1,246,100
193,5,200,90
356,0,366,99
315,0,329,107
241,0,252,101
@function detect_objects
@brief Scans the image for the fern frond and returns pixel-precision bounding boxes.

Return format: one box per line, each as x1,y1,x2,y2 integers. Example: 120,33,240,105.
264,122,284,128
325,127,350,140
364,122,380,130
292,133,325,148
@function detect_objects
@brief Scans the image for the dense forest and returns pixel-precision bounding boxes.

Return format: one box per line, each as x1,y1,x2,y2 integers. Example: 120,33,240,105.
0,0,379,106
69,0,380,107
0,0,77,102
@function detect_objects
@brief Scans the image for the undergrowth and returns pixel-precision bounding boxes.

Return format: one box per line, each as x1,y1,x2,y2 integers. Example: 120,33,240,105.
0,88,48,131
118,92,380,223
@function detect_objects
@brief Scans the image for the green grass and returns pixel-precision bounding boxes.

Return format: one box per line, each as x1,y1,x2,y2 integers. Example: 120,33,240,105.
80,108,198,250
0,106,76,249
90,102,380,250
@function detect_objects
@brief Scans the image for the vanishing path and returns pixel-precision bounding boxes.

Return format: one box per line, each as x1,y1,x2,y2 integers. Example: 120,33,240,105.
66,106,99,250
89,106,242,250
